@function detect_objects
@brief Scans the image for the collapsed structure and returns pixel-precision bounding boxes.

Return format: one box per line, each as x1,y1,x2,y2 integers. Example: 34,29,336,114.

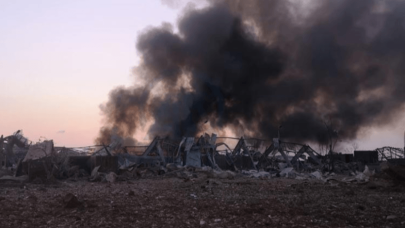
2,130,405,183
0,130,30,167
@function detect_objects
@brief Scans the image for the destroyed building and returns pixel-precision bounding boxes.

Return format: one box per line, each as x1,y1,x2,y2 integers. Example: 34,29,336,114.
1,125,405,185
0,131,30,168
3,0,405,226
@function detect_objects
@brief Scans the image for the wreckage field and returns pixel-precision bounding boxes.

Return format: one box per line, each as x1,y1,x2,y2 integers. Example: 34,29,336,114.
2,131,405,227
5,0,405,227
1,175,405,227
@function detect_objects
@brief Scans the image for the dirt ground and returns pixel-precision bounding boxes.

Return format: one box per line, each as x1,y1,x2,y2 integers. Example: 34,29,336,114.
1,174,405,228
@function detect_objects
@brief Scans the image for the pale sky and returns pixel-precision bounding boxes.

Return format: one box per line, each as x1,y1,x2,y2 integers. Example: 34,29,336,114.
0,0,182,146
0,0,404,150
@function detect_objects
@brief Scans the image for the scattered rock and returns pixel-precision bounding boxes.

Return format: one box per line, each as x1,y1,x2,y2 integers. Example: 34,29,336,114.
63,193,82,208
105,172,117,183
190,193,197,199
128,190,135,196
26,195,38,204
310,171,323,180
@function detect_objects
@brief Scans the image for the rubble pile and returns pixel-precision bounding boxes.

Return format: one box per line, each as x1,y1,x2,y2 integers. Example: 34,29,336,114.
1,131,405,184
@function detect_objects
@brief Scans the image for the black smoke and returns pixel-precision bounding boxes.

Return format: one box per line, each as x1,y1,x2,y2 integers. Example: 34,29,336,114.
96,0,405,145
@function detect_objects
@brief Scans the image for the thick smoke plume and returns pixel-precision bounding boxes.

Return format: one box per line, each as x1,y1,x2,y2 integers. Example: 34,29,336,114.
96,0,405,145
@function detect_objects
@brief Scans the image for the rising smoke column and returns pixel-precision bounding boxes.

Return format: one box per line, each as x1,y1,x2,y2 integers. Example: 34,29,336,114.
96,0,405,145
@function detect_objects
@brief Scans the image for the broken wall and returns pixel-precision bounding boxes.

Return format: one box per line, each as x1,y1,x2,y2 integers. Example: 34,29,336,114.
23,140,54,162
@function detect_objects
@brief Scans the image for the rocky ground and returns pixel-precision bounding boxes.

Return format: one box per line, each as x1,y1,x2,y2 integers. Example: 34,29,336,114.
0,173,405,228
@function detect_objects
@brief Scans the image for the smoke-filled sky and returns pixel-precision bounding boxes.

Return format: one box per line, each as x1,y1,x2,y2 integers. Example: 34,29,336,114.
1,0,405,150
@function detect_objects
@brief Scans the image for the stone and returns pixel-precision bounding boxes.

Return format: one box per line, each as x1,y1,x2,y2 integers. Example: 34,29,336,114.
106,172,117,183
63,193,82,208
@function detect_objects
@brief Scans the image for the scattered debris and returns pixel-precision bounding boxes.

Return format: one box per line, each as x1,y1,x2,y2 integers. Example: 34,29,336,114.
0,175,28,183
105,172,117,183
280,167,295,178
0,130,405,227
1,131,405,193
310,170,323,180
190,193,197,199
